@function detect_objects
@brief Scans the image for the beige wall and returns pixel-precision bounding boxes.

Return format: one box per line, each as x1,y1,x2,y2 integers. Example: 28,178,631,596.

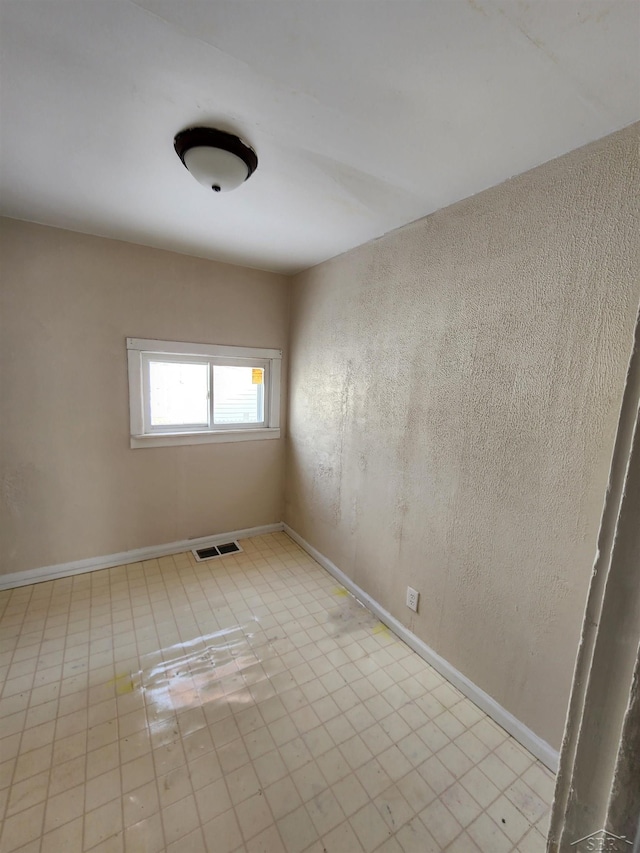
0,219,290,575
285,124,640,749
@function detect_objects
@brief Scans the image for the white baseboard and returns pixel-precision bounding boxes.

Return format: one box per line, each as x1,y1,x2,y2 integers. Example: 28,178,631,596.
284,523,559,773
0,523,284,591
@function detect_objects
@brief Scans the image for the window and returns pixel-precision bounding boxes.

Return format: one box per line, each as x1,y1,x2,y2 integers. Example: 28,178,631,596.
127,338,282,448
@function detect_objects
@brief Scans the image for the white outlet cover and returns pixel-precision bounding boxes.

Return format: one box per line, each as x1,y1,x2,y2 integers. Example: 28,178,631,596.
406,587,419,612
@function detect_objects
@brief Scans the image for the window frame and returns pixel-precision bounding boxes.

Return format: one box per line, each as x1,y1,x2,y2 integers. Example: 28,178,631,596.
127,338,282,448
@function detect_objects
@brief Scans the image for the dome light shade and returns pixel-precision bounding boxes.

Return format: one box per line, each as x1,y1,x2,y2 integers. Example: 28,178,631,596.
174,127,258,193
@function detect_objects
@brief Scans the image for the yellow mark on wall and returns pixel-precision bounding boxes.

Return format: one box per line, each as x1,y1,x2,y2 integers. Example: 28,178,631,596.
373,622,390,636
252,369,263,384
332,586,349,597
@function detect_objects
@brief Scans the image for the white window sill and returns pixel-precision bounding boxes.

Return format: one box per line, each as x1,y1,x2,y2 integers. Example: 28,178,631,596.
130,428,281,449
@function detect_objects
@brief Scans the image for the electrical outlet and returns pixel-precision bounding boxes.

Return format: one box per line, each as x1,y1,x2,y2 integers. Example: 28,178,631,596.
406,586,419,612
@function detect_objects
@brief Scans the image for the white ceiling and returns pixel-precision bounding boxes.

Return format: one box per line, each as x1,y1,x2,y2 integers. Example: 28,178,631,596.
1,1,638,274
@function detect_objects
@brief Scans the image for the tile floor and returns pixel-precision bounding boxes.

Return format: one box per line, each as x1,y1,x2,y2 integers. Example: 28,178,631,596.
0,532,555,852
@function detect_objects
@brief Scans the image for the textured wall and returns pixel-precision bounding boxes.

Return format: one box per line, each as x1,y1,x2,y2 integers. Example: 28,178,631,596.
285,124,640,748
0,220,290,575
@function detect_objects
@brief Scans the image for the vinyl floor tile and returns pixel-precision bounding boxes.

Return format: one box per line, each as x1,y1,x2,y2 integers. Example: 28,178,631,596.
0,533,554,852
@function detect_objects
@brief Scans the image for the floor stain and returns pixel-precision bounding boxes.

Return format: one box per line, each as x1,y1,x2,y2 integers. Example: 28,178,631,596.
110,672,136,695
326,594,377,638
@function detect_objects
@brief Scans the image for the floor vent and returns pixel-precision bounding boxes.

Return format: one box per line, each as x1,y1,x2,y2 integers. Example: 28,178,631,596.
192,541,243,562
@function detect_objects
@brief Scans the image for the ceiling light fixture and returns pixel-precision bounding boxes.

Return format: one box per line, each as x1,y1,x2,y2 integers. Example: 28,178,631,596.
174,127,258,193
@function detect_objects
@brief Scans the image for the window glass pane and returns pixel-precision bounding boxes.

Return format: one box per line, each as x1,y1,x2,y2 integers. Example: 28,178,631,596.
213,365,264,424
149,361,209,427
